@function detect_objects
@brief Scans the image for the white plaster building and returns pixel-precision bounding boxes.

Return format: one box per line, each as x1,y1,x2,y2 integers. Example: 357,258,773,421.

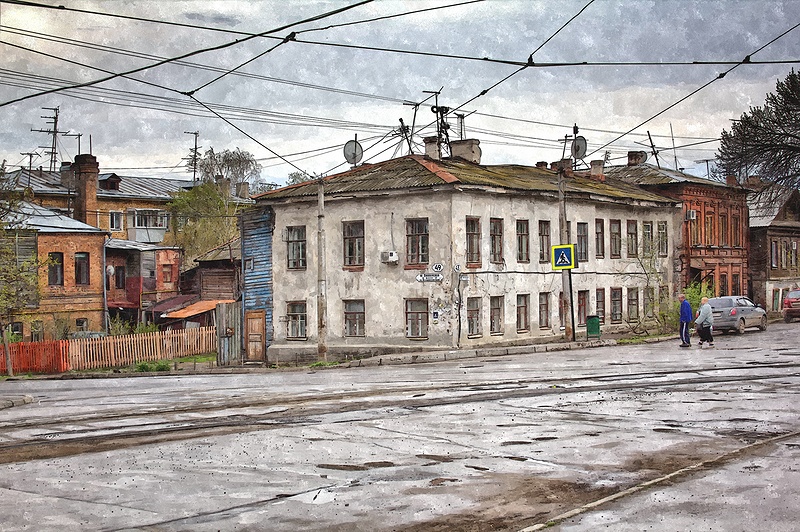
251,142,681,361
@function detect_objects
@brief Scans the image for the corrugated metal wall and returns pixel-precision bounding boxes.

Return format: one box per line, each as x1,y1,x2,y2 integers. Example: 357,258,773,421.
241,206,275,343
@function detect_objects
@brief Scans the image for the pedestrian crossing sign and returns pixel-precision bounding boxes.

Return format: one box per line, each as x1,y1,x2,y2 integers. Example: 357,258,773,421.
551,244,576,270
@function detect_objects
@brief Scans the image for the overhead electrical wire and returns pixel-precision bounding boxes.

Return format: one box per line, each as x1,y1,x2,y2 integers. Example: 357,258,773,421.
586,20,800,158
0,0,374,107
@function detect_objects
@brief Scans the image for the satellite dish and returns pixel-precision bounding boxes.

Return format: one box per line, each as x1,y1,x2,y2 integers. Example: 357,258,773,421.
570,136,587,160
629,151,649,165
343,139,363,165
106,265,115,276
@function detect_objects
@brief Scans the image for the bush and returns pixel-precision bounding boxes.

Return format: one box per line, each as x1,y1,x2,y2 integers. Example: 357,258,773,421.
133,322,159,334
135,362,153,372
153,361,171,372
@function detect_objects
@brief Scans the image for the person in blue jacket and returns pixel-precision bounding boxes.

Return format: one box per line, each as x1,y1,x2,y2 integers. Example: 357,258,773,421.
678,294,693,347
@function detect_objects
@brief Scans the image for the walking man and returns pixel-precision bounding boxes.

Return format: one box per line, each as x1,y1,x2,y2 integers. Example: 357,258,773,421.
695,296,715,348
678,293,692,347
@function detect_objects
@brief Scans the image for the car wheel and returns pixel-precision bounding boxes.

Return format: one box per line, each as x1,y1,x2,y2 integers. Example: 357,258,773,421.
758,315,767,331
785,315,793,324
736,319,746,334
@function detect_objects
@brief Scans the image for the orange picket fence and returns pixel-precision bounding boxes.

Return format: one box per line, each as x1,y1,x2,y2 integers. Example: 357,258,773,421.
0,340,69,374
0,327,217,374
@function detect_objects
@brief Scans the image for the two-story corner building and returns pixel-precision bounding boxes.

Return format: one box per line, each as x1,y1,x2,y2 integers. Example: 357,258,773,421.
606,153,750,297
747,186,800,312
9,154,194,245
245,141,681,363
2,202,108,341
105,238,183,325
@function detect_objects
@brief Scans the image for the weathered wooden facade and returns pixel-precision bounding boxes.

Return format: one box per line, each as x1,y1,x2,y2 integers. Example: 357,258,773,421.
240,206,274,363
748,187,800,311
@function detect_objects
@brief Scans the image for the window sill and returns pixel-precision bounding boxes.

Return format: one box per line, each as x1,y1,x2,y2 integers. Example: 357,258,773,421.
404,264,428,270
490,331,504,336
286,337,308,341
342,265,364,272
407,337,428,341
467,334,482,339
466,263,482,269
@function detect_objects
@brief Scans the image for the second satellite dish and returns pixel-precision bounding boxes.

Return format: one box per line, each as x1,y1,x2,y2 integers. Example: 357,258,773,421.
343,139,363,165
570,136,587,160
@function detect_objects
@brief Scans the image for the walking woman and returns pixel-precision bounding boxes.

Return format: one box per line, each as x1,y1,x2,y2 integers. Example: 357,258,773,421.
695,297,714,348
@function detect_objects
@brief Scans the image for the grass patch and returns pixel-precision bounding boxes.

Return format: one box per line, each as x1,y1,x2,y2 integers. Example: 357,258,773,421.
175,354,216,364
135,360,172,372
309,361,340,368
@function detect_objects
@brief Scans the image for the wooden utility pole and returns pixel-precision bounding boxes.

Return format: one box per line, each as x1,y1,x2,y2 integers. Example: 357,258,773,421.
558,164,575,342
317,176,328,361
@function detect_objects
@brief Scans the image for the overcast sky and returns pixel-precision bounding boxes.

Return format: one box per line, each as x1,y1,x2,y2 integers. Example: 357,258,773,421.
1,0,799,186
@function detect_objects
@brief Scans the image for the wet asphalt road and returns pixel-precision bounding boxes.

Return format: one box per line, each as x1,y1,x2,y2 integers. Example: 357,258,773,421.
0,323,798,531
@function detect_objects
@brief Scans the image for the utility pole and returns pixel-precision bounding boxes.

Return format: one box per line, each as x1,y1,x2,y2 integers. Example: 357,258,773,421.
63,131,82,155
20,152,36,187
317,174,328,361
559,126,577,343
184,131,200,185
32,107,66,171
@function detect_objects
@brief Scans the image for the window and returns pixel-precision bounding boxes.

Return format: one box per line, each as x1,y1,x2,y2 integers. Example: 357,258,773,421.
11,322,23,336
732,273,741,296
771,240,778,268
705,213,715,246
657,221,668,256
467,297,482,336
115,266,126,289
610,219,621,258
595,219,605,258
75,318,88,331
576,223,588,262
286,226,307,270
31,321,43,342
48,252,64,286
627,220,638,257
405,299,428,338
516,294,529,332
466,217,481,266
642,221,653,255
287,301,307,339
490,296,504,334
490,218,503,264
690,216,700,246
611,288,623,323
732,215,741,247
406,219,429,265
772,289,782,311
719,273,728,297
161,264,173,283
538,221,551,262
644,287,655,317
134,209,168,228
516,220,530,263
109,211,123,232
719,214,728,246
596,288,605,324
538,292,550,328
343,220,365,267
577,290,589,326
344,300,365,337
627,288,639,320
75,252,90,285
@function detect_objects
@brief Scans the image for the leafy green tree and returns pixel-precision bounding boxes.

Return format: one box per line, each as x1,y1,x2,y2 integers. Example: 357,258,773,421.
0,161,40,376
716,69,800,189
167,181,243,266
286,171,314,186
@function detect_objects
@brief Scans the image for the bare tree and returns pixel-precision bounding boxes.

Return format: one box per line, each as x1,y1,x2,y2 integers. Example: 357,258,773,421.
198,147,263,190
716,69,800,190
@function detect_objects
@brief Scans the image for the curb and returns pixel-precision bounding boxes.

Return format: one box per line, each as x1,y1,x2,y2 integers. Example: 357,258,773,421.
0,395,34,410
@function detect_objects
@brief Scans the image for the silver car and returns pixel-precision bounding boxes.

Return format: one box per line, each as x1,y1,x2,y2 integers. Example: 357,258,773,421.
708,296,768,334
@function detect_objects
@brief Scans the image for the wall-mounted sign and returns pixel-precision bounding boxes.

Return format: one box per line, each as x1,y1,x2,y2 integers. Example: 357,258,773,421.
416,273,444,282
432,263,444,272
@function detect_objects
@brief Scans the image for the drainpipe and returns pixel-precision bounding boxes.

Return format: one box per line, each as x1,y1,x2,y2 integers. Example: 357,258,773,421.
102,236,109,334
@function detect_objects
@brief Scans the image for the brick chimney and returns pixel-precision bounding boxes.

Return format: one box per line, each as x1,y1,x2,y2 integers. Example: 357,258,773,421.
551,159,574,176
535,161,548,169
449,139,482,164
590,160,606,182
71,154,98,225
725,175,739,187
59,161,75,188
423,136,440,160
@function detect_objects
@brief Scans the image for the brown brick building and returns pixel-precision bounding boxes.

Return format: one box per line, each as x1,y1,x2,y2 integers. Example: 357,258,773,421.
606,154,749,297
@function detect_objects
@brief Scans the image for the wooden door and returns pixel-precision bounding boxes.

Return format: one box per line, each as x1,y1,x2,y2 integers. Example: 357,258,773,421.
245,310,265,363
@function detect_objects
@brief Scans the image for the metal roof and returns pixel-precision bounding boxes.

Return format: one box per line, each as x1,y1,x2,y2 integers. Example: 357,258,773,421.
105,238,181,251
603,163,729,188
9,168,195,201
255,155,677,205
3,201,108,234
748,187,800,228
162,299,234,319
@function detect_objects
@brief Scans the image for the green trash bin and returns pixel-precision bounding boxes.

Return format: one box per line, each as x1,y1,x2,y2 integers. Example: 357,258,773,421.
586,315,601,339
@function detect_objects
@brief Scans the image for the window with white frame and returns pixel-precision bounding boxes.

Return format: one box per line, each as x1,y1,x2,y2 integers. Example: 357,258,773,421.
405,299,428,338
109,211,123,232
490,296,504,334
287,301,307,339
344,300,365,336
406,219,429,265
286,226,307,270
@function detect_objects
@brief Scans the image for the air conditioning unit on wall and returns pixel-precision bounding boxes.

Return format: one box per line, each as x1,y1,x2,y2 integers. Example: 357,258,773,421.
380,251,399,263
685,209,697,221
